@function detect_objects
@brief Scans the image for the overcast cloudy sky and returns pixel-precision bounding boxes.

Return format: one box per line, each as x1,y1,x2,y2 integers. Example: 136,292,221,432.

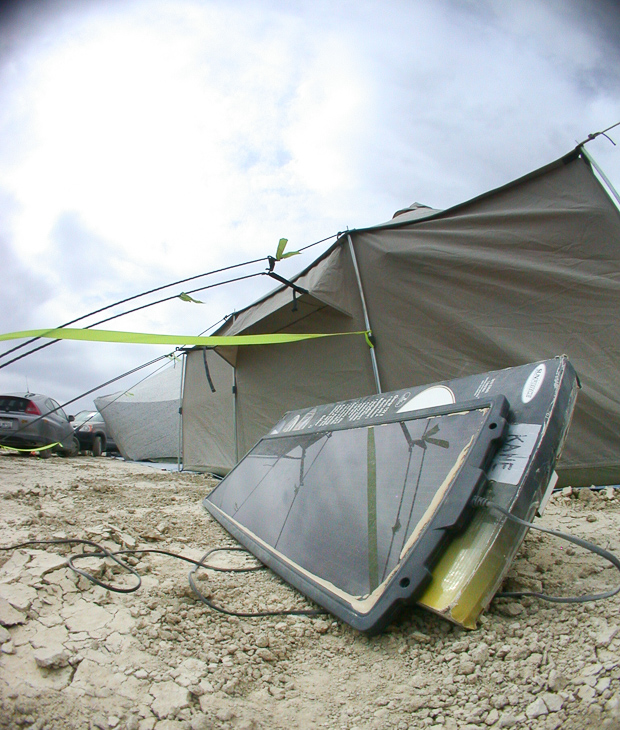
1,0,619,413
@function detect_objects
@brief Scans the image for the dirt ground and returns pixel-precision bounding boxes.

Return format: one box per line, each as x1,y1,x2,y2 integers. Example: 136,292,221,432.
0,452,619,730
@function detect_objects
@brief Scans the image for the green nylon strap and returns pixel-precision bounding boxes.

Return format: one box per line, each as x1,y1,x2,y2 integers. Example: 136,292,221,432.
0,327,372,348
0,442,60,453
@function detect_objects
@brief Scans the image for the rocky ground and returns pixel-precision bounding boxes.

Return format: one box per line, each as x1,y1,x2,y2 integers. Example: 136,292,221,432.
0,451,619,730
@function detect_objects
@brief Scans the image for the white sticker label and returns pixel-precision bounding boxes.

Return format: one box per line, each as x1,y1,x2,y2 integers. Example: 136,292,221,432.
487,424,542,485
396,385,455,413
282,415,300,432
521,364,546,404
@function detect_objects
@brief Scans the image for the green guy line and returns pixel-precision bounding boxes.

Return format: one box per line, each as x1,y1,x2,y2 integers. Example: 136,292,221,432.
0,442,59,453
0,327,370,347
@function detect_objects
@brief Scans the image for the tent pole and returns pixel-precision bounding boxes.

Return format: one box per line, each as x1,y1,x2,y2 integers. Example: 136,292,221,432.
177,353,185,473
347,233,382,394
581,147,620,209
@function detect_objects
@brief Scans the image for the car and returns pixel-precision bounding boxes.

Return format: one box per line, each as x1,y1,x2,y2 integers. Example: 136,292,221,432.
71,410,117,457
0,393,79,457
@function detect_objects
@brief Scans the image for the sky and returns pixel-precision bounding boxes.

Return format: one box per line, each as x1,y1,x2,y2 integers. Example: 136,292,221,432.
0,0,619,414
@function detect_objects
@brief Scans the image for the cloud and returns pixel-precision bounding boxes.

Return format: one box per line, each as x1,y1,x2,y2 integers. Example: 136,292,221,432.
0,189,52,331
0,0,619,411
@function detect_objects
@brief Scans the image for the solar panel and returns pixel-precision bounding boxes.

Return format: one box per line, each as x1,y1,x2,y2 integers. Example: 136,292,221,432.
204,397,508,633
204,357,578,632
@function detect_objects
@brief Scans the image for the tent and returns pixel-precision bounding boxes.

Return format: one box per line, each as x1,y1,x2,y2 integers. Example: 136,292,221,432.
96,362,183,462
182,147,620,486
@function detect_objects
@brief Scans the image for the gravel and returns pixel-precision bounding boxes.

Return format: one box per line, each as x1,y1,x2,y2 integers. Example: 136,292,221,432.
0,451,619,729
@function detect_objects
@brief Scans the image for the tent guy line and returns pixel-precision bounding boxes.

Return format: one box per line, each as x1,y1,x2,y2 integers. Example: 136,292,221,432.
576,121,620,149
0,270,267,371
0,351,177,445
0,233,339,367
0,257,267,361
0,327,373,348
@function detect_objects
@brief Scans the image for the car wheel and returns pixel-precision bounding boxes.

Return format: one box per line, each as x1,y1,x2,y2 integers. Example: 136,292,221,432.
59,437,80,457
92,435,103,457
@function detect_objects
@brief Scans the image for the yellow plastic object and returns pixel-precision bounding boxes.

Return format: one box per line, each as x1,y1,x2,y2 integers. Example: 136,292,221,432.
418,484,533,628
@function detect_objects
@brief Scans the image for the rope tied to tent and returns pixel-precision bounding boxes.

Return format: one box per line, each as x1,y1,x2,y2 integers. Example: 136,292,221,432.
364,331,377,349
0,233,337,371
576,121,620,148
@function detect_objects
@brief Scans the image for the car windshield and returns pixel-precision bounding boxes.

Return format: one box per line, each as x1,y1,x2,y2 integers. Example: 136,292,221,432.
73,411,99,426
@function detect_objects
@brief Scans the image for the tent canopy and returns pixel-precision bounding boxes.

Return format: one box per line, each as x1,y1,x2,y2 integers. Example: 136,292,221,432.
183,148,620,486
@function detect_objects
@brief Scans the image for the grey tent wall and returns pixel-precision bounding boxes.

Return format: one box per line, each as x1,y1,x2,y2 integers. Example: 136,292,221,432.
183,149,620,486
182,349,236,474
232,310,375,458
349,152,620,486
95,362,183,461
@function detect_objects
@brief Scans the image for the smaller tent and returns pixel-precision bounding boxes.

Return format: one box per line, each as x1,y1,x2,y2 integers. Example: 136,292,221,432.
96,362,182,462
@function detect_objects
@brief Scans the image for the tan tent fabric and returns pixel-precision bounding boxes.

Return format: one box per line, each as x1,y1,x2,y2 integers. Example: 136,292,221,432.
232,304,375,457
182,349,235,474
182,149,620,486
352,152,620,486
213,242,375,457
221,245,355,340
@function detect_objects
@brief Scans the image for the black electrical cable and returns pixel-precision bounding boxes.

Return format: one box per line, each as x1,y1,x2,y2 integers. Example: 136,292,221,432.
0,540,326,618
188,548,326,618
120,546,263,573
0,257,269,363
553,484,620,493
0,231,339,369
0,539,141,593
0,271,265,371
472,496,620,604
